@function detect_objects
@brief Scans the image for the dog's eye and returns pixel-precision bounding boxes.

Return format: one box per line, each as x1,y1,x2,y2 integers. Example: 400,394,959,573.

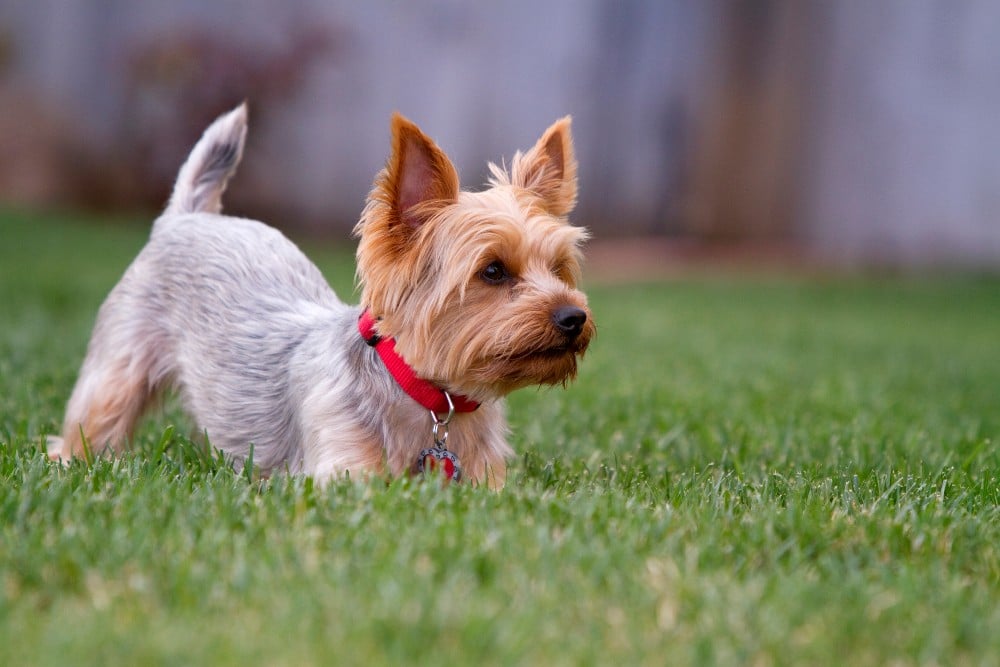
480,261,510,285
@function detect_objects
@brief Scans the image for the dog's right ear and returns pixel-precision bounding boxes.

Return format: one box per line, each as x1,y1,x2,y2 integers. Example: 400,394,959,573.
384,114,459,229
513,116,577,218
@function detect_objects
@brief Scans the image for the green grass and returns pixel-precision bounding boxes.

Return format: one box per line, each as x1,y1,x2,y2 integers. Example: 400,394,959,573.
2,209,999,666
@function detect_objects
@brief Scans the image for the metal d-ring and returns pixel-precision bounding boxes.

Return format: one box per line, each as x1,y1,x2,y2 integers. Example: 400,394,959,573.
429,391,455,448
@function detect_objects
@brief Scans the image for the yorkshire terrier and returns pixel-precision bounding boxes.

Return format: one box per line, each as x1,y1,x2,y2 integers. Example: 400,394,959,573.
47,103,594,487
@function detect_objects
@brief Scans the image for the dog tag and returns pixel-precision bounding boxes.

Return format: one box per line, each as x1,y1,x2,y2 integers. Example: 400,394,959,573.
416,443,462,482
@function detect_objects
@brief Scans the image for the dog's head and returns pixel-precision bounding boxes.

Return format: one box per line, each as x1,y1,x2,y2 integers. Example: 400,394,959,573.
354,115,594,400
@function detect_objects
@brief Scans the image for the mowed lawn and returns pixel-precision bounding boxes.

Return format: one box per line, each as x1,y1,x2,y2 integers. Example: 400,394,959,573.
2,209,999,666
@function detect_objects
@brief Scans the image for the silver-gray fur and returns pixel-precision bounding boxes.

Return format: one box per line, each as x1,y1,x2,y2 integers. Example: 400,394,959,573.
48,104,512,484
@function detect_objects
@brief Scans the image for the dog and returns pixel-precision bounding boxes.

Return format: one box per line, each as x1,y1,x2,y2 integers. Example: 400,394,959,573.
47,103,594,487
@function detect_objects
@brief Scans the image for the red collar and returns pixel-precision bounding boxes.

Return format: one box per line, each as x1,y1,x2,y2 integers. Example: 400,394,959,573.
358,310,479,415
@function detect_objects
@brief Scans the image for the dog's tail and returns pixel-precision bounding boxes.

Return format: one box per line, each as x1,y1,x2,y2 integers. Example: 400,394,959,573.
165,103,248,216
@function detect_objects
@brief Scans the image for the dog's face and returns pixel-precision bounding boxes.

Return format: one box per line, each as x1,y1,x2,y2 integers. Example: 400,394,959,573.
355,115,594,400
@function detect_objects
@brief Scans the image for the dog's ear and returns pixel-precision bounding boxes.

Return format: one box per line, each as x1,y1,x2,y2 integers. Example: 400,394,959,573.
385,114,459,229
514,116,577,217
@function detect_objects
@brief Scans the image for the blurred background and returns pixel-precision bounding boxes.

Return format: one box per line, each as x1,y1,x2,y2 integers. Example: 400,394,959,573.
1,0,998,269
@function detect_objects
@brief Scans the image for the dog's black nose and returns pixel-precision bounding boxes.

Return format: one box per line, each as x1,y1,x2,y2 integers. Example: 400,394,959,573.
552,306,588,339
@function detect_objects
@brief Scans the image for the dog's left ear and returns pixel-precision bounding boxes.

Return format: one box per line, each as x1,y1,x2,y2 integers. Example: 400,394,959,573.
386,114,460,229
514,117,578,217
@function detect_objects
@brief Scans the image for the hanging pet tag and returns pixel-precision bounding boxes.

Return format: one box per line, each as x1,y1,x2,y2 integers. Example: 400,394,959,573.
414,391,462,482
416,443,462,482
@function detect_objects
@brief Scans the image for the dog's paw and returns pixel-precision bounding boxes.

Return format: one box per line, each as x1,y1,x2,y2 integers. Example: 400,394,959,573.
45,435,70,465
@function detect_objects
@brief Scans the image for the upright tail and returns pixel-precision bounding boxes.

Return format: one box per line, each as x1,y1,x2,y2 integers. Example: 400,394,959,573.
165,103,248,216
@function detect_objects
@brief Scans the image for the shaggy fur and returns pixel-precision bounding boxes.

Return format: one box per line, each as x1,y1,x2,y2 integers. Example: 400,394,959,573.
48,104,594,487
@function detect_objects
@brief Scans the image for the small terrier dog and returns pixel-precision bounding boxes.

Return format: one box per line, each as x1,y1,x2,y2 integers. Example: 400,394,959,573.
48,104,594,487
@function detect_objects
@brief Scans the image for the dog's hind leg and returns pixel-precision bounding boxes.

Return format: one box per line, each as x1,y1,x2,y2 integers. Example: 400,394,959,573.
48,287,168,462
